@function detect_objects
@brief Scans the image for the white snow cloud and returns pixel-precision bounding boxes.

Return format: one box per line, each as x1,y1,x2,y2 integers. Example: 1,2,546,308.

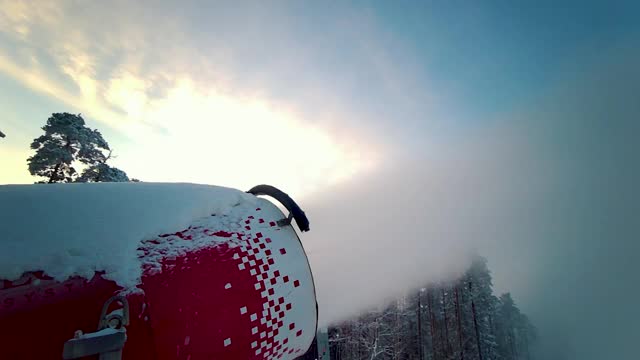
305,123,530,326
303,45,640,359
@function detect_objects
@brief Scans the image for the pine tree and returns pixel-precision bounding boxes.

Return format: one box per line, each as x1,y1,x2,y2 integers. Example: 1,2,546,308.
454,286,465,360
426,288,441,360
28,112,132,183
518,314,537,360
494,293,536,360
77,163,130,182
76,149,130,183
417,289,425,360
459,256,500,360
28,113,110,183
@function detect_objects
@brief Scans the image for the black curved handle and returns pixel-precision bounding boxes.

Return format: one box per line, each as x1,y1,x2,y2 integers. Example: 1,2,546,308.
247,185,310,232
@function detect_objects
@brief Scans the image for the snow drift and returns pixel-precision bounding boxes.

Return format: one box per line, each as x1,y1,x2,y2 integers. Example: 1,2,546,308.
0,182,259,288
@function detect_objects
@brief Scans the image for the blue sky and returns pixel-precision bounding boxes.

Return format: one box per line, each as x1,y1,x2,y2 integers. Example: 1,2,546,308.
1,2,639,358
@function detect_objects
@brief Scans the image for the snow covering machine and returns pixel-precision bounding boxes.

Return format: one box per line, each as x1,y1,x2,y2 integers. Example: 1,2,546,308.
0,184,317,359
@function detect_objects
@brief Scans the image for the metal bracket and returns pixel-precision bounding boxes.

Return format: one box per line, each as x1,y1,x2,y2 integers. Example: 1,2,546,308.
62,296,130,360
277,212,294,227
247,185,310,232
62,328,126,360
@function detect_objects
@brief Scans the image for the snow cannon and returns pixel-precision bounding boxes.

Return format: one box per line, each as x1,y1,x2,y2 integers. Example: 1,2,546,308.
0,183,317,359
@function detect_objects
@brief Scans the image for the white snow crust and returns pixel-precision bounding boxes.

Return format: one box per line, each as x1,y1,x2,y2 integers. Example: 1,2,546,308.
0,182,258,288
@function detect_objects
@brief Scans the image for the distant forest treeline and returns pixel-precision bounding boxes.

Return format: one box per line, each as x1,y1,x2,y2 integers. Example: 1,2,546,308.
327,256,536,360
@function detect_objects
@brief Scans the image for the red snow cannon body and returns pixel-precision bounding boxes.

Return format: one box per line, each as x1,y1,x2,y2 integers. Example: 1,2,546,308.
0,184,317,360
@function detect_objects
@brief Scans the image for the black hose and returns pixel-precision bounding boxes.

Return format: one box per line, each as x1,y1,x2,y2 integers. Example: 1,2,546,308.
247,185,310,232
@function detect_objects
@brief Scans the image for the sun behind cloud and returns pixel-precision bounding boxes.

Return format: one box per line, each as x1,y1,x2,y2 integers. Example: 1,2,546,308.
112,77,378,196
